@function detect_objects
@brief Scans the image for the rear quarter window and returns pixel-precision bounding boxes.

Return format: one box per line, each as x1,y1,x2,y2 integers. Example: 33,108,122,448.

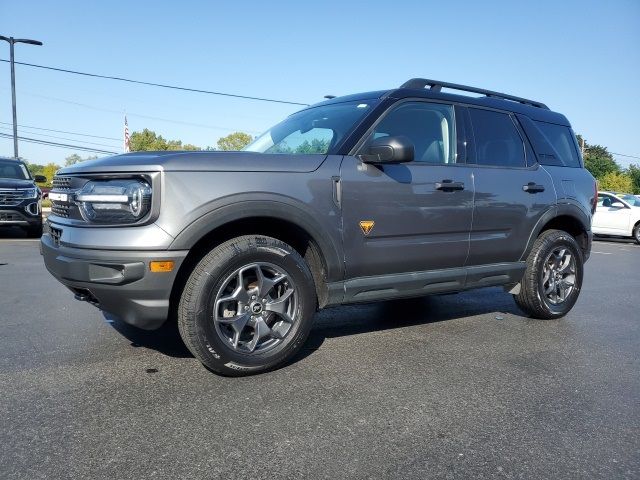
534,121,581,168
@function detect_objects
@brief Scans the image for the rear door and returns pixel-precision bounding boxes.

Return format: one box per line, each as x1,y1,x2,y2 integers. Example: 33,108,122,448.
464,107,556,266
340,100,474,279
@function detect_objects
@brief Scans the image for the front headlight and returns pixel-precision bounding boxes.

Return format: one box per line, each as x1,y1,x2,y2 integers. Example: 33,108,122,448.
22,188,38,199
76,179,152,224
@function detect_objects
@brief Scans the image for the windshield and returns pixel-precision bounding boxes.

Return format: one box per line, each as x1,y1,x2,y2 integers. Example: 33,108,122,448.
621,194,640,207
0,160,30,180
244,100,377,154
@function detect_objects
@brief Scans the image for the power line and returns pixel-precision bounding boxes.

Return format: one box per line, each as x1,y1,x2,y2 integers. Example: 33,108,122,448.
0,132,117,155
0,121,120,141
0,125,120,148
611,152,640,160
0,58,310,107
20,92,263,133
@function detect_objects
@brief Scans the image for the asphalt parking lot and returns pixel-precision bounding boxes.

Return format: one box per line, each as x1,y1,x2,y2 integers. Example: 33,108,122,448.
0,228,638,479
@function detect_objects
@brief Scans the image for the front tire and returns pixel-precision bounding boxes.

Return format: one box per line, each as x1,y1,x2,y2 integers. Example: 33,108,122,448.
514,229,584,319
178,235,317,376
633,222,640,245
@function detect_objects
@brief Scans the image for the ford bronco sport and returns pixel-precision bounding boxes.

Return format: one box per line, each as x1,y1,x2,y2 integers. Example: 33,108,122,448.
42,78,596,375
0,157,45,237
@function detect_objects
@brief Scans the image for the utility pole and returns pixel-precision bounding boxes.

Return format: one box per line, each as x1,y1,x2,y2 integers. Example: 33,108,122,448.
0,35,43,159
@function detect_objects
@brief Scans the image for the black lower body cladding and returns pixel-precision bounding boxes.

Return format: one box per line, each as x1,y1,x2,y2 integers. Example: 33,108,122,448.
40,233,188,329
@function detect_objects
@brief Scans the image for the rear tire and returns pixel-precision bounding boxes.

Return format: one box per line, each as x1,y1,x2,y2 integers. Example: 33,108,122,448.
514,229,583,319
178,235,317,376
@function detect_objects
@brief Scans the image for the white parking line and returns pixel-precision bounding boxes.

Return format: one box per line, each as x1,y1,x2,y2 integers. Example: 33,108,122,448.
592,251,613,255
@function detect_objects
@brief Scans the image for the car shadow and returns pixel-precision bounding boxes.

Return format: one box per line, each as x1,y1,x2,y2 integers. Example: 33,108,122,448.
287,288,521,366
0,226,29,238
104,287,523,366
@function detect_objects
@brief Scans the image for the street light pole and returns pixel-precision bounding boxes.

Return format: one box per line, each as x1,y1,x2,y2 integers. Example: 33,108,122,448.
0,35,43,159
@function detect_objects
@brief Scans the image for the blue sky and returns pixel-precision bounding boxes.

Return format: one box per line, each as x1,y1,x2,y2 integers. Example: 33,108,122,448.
0,0,638,166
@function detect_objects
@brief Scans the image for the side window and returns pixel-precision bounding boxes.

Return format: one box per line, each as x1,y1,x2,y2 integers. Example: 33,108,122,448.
365,102,457,164
469,108,525,167
597,194,613,208
534,122,581,168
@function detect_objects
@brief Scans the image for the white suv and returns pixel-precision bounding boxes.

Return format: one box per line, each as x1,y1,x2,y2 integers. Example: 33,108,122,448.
593,191,640,244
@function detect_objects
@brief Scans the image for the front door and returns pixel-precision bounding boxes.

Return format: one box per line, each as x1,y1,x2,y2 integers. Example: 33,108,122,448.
340,100,474,279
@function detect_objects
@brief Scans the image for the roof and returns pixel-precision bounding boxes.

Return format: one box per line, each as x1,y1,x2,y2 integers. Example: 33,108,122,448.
315,79,571,126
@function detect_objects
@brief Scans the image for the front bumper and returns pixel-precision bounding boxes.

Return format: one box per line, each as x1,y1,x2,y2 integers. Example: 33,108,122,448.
0,201,42,227
41,232,188,329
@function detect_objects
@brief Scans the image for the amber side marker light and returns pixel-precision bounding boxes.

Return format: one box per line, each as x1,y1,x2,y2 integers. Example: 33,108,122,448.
150,261,174,273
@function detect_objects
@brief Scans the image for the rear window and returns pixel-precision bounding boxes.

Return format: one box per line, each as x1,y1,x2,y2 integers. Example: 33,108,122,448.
468,108,525,167
534,122,581,168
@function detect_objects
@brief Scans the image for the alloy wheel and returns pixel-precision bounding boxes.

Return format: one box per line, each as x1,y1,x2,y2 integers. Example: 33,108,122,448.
541,247,576,305
213,262,298,354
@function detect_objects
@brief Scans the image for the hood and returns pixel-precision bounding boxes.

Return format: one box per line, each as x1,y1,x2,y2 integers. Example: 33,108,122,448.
58,151,327,175
0,178,35,189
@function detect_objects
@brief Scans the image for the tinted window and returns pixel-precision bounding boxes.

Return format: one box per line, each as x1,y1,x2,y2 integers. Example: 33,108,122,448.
0,160,30,180
469,109,525,167
535,122,581,168
366,102,457,164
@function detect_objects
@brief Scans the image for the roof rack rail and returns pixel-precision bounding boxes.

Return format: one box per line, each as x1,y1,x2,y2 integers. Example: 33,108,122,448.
399,78,549,109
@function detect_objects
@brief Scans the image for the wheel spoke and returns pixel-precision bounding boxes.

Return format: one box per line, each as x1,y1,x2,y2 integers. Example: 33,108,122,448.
265,288,294,320
544,279,555,295
255,267,286,297
246,317,272,353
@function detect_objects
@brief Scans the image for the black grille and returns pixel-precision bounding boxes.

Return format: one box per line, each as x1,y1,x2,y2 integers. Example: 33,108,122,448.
0,212,24,222
50,226,62,246
0,189,25,206
52,176,72,190
51,203,71,218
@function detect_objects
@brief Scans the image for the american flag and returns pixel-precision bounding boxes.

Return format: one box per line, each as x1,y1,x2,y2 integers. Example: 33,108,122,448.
123,115,130,153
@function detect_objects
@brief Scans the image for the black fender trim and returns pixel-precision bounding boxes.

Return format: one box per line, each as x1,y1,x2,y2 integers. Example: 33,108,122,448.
519,201,592,262
168,197,344,282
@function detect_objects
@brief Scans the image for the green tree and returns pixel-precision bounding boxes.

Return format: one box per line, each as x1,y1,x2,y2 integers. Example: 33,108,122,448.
65,154,97,166
598,171,633,193
129,129,201,151
42,163,62,185
216,132,253,151
625,164,640,194
24,161,45,178
583,143,619,179
294,138,330,154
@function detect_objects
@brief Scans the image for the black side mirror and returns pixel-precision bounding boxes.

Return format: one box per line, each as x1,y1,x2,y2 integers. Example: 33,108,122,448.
34,175,47,183
359,135,414,164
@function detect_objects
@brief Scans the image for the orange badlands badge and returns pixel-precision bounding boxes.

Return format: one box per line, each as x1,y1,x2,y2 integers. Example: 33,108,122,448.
359,220,375,235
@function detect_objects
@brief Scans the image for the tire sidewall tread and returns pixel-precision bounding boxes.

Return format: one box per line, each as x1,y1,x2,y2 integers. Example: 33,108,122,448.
515,229,584,320
178,235,316,376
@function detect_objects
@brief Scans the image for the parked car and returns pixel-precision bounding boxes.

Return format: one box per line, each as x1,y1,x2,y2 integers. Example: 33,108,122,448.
0,157,45,237
42,78,596,375
619,193,640,207
592,191,640,243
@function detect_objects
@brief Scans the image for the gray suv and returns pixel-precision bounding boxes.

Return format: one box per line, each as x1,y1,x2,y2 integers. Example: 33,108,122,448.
42,78,596,376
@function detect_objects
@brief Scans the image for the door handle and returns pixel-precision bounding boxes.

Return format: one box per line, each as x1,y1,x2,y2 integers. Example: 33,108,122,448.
523,182,545,193
435,180,464,191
